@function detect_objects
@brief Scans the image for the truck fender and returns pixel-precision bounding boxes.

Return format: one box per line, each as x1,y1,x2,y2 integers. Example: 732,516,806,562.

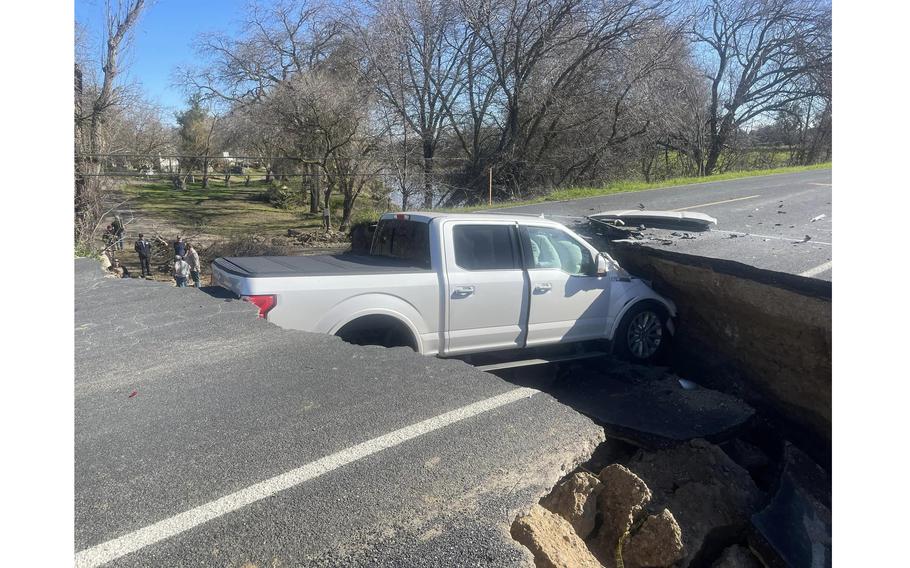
319,293,428,354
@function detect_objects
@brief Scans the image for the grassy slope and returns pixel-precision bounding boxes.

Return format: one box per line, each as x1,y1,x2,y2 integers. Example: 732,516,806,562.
120,178,381,238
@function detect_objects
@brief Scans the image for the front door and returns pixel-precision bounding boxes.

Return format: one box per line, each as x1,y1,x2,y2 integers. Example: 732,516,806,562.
521,225,611,346
443,221,529,355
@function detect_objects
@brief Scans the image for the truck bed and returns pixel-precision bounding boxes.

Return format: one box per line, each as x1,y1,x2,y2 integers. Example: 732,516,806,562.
214,253,432,278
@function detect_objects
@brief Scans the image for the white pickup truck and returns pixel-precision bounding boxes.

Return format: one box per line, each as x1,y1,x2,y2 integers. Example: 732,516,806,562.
212,212,676,362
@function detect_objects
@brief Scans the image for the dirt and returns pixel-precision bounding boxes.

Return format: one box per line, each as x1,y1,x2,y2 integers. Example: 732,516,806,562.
512,439,767,568
511,504,603,568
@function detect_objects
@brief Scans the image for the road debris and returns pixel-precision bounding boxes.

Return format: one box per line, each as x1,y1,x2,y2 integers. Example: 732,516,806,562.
128,390,138,398
810,214,826,222
513,439,764,568
588,210,717,233
677,378,698,390
512,504,602,568
541,472,603,539
551,361,754,448
750,444,831,567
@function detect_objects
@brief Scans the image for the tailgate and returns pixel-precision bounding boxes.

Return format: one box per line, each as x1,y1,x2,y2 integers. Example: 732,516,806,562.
210,258,267,296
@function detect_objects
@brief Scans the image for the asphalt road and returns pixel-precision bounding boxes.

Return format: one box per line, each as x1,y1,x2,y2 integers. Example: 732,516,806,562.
74,260,603,567
489,169,833,280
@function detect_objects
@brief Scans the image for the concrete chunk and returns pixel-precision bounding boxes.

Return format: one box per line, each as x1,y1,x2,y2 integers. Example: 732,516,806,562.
511,504,604,568
540,471,604,539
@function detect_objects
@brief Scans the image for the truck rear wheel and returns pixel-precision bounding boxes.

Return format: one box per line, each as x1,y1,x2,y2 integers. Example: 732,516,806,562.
335,315,418,351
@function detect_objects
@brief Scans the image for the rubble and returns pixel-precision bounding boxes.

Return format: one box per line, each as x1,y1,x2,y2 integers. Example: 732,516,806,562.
623,509,685,568
540,471,603,539
511,504,603,568
626,440,764,567
588,210,717,232
512,439,775,568
591,465,653,564
550,366,755,448
750,444,831,568
711,545,762,568
286,228,350,246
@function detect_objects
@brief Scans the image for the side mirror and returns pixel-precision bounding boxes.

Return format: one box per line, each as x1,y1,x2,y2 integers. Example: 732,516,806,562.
595,253,608,276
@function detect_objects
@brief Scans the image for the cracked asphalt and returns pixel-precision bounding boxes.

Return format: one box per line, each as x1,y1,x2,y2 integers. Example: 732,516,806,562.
74,259,604,567
487,169,833,280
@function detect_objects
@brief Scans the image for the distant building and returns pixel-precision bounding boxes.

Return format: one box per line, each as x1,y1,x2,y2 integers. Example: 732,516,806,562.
158,155,179,173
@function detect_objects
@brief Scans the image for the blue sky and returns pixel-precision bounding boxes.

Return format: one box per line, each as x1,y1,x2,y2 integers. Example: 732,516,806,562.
75,0,249,114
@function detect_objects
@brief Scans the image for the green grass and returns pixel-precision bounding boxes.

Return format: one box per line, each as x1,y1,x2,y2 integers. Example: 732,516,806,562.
460,162,831,212
120,178,387,238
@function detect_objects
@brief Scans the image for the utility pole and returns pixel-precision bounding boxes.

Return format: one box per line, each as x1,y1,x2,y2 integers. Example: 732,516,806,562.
488,167,493,206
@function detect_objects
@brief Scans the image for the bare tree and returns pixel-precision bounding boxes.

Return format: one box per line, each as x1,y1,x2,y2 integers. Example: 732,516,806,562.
269,68,383,230
692,0,831,175
357,0,468,207
75,0,147,250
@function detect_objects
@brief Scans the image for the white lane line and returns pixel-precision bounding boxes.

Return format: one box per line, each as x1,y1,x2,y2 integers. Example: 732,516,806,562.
673,195,761,211
75,387,539,568
809,183,832,186
712,229,832,246
800,261,833,277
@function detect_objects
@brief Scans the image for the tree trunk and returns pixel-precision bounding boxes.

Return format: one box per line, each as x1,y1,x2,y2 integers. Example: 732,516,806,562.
422,138,433,209
340,190,354,232
202,158,210,188
309,164,320,214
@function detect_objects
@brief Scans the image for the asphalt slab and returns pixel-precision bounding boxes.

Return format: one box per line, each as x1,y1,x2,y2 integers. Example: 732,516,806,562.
75,259,604,567
485,169,833,280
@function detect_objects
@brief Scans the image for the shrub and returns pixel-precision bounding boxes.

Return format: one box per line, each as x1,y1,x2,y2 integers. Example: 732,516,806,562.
264,183,293,209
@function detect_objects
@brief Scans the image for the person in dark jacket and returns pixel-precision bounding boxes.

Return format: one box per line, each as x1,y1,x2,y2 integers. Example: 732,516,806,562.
174,235,186,258
112,216,125,250
134,233,152,277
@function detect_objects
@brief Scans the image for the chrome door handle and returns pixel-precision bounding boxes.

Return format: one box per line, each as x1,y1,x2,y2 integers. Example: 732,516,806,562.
534,283,552,294
452,285,475,298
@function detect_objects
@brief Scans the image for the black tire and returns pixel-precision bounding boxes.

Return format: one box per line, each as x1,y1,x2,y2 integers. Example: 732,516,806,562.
612,301,670,364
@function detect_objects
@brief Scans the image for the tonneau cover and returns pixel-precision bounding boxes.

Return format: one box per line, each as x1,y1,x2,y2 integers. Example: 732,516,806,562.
214,253,431,278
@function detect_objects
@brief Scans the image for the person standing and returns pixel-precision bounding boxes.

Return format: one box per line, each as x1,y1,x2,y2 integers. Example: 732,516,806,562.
112,216,125,250
174,236,186,258
185,243,201,288
173,255,190,287
134,233,152,278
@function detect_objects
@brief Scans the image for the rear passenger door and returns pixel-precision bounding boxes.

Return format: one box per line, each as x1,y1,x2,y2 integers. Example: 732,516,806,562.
443,221,529,355
521,225,611,346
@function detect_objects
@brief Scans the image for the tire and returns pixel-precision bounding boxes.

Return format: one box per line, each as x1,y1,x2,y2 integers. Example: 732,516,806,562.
612,301,670,364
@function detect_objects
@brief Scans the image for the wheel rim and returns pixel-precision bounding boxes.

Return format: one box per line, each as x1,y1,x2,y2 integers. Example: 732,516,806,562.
627,310,662,359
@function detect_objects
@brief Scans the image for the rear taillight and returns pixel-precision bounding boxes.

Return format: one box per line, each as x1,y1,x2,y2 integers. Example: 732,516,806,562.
242,294,277,318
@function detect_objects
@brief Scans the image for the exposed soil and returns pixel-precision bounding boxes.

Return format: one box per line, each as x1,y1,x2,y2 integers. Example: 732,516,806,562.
512,438,769,568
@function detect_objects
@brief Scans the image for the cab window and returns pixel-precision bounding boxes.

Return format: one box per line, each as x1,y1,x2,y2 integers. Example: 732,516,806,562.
453,224,520,270
525,226,594,276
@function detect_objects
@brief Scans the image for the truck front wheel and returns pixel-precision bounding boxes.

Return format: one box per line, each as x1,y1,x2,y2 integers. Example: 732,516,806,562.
613,302,670,364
